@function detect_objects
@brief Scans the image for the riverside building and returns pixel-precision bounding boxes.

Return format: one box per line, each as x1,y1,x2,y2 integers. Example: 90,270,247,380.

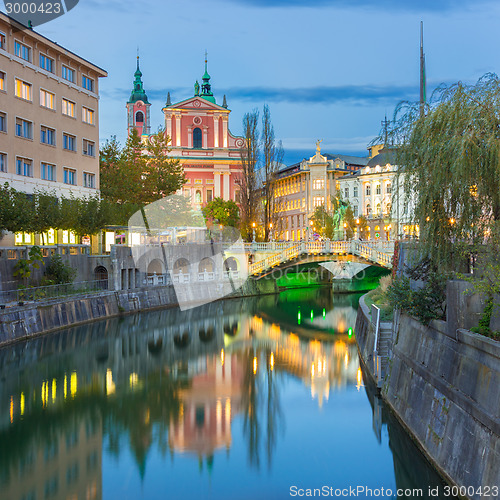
126,56,244,209
0,12,107,246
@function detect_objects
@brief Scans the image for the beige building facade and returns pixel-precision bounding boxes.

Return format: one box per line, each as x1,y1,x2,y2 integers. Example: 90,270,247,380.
0,13,107,245
274,147,369,241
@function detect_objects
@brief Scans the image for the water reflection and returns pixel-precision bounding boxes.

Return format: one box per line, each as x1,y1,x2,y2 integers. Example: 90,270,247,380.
0,288,454,499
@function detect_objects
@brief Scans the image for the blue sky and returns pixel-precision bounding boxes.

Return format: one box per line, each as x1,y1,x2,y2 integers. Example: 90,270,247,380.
22,0,500,164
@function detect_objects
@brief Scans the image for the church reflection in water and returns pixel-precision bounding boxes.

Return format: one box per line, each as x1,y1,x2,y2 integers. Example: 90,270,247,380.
0,289,449,500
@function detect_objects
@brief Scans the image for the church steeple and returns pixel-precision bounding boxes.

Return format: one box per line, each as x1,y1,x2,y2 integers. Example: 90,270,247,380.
128,55,149,104
126,53,151,136
200,51,216,104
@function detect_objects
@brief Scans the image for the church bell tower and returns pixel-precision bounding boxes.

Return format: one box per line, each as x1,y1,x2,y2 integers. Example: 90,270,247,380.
126,55,151,137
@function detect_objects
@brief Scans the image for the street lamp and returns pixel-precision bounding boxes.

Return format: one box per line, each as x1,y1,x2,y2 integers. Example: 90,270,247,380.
343,222,347,241
269,223,273,242
252,222,256,242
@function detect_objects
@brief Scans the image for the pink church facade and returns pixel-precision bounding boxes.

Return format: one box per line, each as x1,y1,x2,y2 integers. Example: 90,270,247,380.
127,59,244,208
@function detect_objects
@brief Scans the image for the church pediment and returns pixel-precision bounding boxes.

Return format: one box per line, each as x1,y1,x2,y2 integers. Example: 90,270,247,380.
165,96,228,112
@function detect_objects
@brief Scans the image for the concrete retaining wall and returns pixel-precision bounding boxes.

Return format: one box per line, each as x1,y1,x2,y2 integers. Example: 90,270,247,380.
0,278,278,346
356,297,500,500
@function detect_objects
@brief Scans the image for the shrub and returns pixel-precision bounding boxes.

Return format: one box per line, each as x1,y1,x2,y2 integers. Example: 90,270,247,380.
43,254,76,285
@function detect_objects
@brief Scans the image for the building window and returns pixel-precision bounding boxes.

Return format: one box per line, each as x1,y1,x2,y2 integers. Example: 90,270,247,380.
62,99,75,117
41,162,56,181
82,75,94,92
376,203,381,215
0,32,5,50
353,205,358,217
63,133,76,151
83,172,95,188
15,118,32,139
0,153,6,172
376,184,381,195
353,186,358,197
63,167,76,185
0,111,6,132
16,157,32,177
313,196,325,207
193,127,202,148
386,182,392,194
14,41,31,62
40,89,55,109
312,179,324,190
344,187,349,198
135,111,144,123
61,65,75,83
82,107,94,124
39,54,54,73
366,184,371,196
0,71,5,91
366,203,372,216
206,189,213,203
15,79,32,101
83,139,95,156
40,125,56,146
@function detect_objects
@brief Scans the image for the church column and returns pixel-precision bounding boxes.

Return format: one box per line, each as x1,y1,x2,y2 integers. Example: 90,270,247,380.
223,172,230,201
214,172,221,197
203,126,208,149
176,115,181,147
166,112,172,141
187,126,193,148
222,117,228,148
213,115,219,148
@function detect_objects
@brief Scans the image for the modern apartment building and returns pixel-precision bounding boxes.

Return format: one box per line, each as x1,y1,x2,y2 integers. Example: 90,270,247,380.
0,13,107,244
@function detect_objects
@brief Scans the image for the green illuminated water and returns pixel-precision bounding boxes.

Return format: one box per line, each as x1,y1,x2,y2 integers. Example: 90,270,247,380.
0,288,455,500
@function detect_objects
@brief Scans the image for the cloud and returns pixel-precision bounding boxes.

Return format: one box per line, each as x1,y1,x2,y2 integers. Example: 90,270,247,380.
220,0,485,11
103,83,420,106
221,84,420,106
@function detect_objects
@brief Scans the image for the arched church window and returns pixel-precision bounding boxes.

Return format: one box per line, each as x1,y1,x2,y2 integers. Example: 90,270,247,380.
193,127,202,148
135,111,144,123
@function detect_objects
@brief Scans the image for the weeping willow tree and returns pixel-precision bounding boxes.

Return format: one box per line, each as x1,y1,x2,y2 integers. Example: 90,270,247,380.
388,73,500,271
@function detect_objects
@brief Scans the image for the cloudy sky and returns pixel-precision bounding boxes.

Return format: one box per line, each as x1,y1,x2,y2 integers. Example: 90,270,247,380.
28,0,500,163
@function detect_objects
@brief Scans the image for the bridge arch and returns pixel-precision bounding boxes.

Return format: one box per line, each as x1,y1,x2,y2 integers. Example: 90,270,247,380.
223,256,239,271
147,259,164,275
199,257,214,273
173,258,190,274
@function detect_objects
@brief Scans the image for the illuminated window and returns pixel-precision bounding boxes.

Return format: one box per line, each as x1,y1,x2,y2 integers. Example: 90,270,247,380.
376,184,381,195
0,71,5,91
62,65,75,83
313,179,324,190
386,182,392,194
313,196,325,207
15,79,32,101
376,203,381,214
366,203,371,216
14,40,31,61
82,106,94,124
40,89,55,109
62,99,75,117
39,54,54,73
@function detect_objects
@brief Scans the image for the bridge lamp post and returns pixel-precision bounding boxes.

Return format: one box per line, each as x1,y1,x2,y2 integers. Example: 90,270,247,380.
219,224,223,243
252,222,256,242
355,218,360,240
269,223,273,242
343,222,347,241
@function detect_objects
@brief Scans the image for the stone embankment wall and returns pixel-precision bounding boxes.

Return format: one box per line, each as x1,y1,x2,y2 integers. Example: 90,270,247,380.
356,297,500,500
0,278,278,346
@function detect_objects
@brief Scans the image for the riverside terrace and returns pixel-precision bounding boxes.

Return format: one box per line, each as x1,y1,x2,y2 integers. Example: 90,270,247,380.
0,240,393,302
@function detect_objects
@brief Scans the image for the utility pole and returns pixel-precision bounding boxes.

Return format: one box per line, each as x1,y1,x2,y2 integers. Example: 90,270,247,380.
420,21,426,118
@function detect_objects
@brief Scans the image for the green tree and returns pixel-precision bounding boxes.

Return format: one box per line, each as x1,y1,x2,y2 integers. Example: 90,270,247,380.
311,205,335,239
143,128,185,203
33,191,61,243
202,197,240,227
389,73,500,270
99,136,125,203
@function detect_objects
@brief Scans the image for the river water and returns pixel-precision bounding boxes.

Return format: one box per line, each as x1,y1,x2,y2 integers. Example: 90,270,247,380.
0,287,457,500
